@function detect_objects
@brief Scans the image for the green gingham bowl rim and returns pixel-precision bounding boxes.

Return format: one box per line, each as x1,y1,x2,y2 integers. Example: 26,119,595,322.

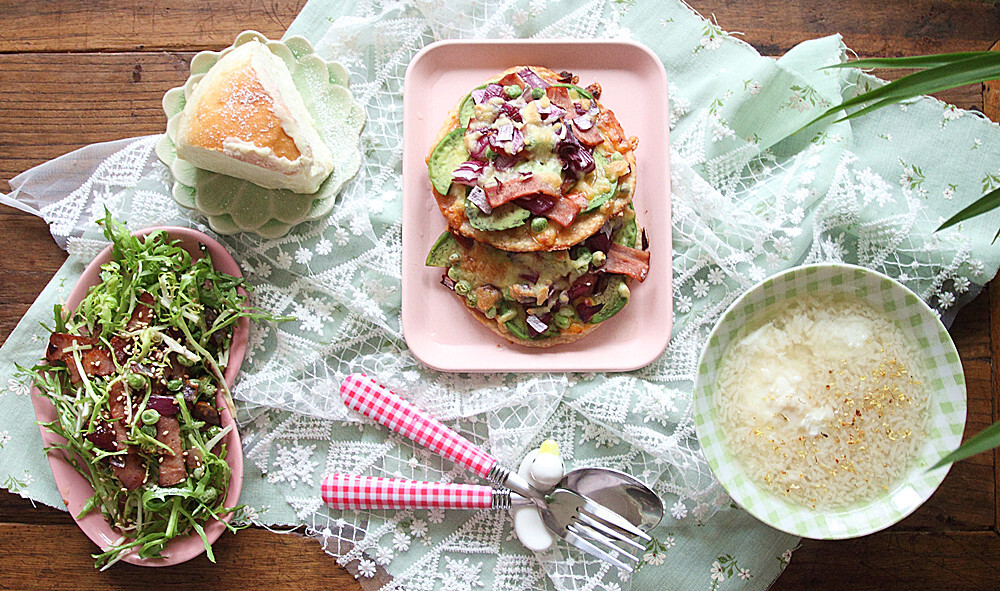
692,263,967,540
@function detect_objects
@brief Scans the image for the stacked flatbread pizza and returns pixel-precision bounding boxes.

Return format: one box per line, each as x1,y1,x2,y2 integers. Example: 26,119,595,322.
425,66,650,347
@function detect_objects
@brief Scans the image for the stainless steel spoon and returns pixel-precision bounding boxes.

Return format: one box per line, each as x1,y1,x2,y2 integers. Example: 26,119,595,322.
559,467,663,532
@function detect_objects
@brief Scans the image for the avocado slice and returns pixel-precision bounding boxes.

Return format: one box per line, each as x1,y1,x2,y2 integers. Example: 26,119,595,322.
465,198,530,231
613,206,639,248
459,95,475,128
588,276,630,324
425,232,464,267
428,128,469,195
582,152,618,213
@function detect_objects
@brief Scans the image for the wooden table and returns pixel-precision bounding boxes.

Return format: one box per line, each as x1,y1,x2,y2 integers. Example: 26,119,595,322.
2,2,999,588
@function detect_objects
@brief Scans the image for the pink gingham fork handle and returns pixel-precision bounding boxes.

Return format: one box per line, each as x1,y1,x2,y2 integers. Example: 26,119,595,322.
322,474,494,510
340,374,497,480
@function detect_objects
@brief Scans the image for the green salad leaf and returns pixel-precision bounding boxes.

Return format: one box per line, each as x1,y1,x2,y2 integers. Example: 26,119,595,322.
26,212,287,568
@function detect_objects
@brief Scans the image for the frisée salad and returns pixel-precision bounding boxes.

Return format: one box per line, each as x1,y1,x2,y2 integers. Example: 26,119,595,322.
26,213,281,568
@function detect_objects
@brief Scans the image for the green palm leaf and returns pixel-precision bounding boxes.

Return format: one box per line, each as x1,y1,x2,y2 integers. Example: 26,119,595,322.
930,420,1000,471
822,52,994,71
801,52,1000,129
936,187,1000,233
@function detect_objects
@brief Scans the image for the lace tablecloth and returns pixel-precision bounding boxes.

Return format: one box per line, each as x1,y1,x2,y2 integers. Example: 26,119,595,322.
4,1,1000,590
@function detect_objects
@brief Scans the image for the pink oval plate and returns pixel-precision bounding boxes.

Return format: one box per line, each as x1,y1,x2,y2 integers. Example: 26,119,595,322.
29,226,248,567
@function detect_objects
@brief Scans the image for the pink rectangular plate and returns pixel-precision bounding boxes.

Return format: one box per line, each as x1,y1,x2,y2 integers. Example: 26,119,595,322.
402,39,672,372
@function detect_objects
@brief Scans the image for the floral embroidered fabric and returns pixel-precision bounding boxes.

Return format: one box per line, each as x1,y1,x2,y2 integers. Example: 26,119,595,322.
3,1,1000,590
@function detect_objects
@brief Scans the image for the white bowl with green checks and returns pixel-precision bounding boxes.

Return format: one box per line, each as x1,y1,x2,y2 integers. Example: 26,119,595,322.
693,263,966,539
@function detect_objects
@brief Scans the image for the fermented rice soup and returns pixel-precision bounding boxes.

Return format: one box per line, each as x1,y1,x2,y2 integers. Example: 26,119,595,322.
716,294,929,510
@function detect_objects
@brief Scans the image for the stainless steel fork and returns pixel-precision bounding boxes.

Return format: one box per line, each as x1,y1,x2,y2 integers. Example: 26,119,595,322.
339,374,651,571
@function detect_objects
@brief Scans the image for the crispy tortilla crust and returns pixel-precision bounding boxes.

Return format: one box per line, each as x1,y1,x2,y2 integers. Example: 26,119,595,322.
429,66,638,252
466,304,596,348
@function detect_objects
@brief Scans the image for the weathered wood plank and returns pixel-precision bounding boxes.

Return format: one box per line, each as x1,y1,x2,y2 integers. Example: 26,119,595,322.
1,0,997,58
0,1,305,53
687,0,1000,57
772,531,1000,590
0,52,193,187
0,522,363,590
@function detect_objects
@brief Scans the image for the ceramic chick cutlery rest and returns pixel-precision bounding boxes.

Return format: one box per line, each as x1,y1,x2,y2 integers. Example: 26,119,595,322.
323,374,658,571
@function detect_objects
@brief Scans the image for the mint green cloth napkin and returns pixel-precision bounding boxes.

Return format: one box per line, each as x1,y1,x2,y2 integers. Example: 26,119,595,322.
3,1,1000,590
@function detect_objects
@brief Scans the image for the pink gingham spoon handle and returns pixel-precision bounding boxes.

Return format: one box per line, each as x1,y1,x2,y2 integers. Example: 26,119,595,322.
322,474,511,510
340,374,538,498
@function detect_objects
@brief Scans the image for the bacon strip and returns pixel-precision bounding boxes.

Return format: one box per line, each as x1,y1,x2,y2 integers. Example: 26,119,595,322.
604,243,651,282
597,108,630,152
155,415,187,487
498,72,525,89
126,292,155,331
485,175,560,208
108,381,146,490
46,333,115,384
544,194,587,227
573,122,604,147
546,86,574,112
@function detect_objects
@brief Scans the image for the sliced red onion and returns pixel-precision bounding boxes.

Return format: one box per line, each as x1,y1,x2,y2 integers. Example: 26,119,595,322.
181,380,198,403
515,195,555,214
469,132,492,159
505,128,524,155
553,122,568,141
496,124,515,142
567,273,596,300
86,425,117,452
518,68,550,90
472,84,504,104
498,102,521,121
585,228,612,254
526,314,549,335
468,186,492,214
536,104,567,122
452,160,486,186
147,395,180,416
441,275,456,290
493,153,520,171
576,302,604,323
556,128,595,175
490,125,524,156
519,272,540,284
573,116,595,131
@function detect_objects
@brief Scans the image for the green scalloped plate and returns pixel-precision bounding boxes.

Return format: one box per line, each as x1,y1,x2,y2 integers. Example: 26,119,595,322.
156,30,365,238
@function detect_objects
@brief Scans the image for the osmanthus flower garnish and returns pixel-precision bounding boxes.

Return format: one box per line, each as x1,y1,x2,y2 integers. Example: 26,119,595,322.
25,212,285,568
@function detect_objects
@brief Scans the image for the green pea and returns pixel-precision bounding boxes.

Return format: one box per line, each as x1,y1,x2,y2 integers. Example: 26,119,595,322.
556,306,575,318
167,378,183,392
447,267,461,281
466,293,478,308
140,424,156,438
177,354,196,367
504,85,521,99
531,217,548,232
126,372,147,390
141,409,160,425
531,87,545,100
455,280,472,295
484,307,497,319
554,315,571,329
485,148,498,160
201,382,217,397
